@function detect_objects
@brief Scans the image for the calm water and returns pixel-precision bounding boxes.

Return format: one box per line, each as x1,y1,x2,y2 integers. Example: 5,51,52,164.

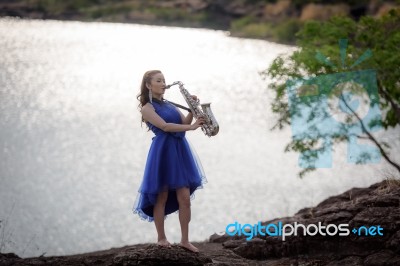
0,18,399,258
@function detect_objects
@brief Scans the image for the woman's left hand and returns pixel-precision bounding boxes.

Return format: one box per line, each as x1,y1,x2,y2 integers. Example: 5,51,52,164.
191,95,198,101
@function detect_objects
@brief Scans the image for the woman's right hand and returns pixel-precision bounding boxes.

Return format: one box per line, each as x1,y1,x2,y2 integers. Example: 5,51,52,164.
190,117,206,130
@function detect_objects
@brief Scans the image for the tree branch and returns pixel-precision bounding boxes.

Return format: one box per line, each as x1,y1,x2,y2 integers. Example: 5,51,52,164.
340,93,400,173
378,79,400,126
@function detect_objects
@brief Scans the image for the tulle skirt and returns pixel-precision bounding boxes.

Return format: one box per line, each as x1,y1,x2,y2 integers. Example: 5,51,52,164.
132,133,206,222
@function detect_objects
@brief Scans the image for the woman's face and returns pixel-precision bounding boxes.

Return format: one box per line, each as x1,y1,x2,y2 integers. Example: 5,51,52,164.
148,73,166,97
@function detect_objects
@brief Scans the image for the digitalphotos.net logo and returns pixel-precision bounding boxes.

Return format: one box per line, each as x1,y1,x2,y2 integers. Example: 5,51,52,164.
226,221,384,241
286,39,383,168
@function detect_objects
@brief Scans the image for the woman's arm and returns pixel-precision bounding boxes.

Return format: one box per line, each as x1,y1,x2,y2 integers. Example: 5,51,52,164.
178,109,194,125
178,95,199,125
141,103,203,132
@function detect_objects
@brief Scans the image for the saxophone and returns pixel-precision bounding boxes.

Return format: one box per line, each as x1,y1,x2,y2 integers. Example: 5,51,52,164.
166,81,219,137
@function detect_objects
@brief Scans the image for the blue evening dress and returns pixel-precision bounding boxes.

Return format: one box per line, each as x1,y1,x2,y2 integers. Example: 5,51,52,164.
133,99,207,222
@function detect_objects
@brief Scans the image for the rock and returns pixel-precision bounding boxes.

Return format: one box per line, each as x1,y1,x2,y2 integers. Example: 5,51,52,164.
222,239,245,249
263,0,296,20
364,250,400,266
112,244,212,265
209,233,230,243
222,180,400,265
233,240,268,260
325,256,363,266
1,244,213,266
159,0,208,11
375,3,400,17
352,207,400,232
386,230,400,252
0,253,20,259
207,0,255,17
300,3,351,21
187,0,208,11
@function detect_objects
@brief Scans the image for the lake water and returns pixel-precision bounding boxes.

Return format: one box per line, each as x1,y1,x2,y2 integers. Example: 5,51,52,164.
0,17,399,258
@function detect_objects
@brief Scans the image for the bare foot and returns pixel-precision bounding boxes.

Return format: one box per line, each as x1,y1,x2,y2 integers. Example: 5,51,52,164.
157,239,171,248
179,241,199,253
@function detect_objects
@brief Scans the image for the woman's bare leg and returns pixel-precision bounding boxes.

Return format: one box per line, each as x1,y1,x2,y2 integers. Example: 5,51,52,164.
153,190,171,246
176,187,198,252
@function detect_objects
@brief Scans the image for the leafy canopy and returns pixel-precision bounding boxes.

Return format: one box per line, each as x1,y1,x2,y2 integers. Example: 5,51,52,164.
262,9,400,177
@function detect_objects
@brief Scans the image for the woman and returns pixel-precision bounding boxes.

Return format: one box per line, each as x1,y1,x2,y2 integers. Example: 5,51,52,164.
133,70,206,253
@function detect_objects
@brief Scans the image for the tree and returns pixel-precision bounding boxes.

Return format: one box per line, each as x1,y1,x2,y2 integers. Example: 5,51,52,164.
262,9,400,177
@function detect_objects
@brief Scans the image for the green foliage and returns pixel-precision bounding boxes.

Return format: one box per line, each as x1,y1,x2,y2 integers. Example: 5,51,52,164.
231,15,257,31
22,0,212,27
262,10,400,177
230,16,270,39
230,16,302,43
273,19,303,44
145,7,190,22
244,0,278,4
82,3,134,19
242,0,372,5
291,0,371,8
26,0,102,15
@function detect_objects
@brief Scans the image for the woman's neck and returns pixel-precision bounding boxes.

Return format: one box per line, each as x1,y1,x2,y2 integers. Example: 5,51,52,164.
152,98,163,103
153,94,163,101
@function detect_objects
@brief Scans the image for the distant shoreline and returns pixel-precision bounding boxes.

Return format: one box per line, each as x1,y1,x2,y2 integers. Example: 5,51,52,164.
2,0,398,45
0,15,297,48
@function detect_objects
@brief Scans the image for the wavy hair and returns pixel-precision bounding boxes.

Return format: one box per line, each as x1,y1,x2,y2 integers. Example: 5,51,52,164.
137,70,162,123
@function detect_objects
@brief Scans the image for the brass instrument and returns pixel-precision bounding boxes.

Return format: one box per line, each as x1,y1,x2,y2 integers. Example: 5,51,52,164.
166,81,219,137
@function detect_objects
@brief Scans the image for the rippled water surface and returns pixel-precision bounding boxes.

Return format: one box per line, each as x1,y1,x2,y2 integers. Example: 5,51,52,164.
0,18,399,258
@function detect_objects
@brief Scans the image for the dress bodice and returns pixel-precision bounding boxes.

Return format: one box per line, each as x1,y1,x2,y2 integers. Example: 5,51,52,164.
146,100,185,138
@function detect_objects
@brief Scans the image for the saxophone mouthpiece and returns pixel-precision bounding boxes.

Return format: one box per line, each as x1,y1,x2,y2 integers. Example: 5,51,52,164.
166,81,181,89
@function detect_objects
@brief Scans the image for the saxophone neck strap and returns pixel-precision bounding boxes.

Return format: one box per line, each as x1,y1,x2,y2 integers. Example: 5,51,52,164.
167,100,192,113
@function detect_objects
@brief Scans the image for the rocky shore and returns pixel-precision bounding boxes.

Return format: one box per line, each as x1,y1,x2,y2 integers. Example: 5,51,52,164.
1,179,399,265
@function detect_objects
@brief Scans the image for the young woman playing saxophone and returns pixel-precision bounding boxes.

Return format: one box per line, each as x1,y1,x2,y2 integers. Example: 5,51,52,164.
133,70,207,253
